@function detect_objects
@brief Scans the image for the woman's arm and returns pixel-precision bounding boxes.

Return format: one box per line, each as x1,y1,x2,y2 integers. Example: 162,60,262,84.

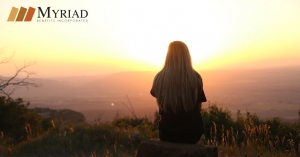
199,103,202,113
196,102,204,145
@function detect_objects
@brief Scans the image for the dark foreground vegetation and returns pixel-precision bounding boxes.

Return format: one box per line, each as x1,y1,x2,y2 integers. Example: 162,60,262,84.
0,96,299,157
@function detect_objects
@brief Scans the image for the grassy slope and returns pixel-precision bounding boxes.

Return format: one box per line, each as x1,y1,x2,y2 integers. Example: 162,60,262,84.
1,105,299,157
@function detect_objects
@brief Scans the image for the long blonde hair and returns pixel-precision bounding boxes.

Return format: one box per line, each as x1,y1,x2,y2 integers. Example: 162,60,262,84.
152,41,202,113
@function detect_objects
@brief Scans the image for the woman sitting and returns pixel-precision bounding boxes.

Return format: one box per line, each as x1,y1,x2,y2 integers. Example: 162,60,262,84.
150,41,207,144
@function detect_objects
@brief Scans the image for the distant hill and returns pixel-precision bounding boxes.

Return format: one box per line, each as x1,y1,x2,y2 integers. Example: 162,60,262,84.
30,108,86,124
6,66,300,121
84,71,156,95
12,78,75,98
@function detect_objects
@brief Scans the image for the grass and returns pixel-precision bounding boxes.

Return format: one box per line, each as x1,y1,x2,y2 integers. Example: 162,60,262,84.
0,105,299,157
207,122,299,157
1,117,157,157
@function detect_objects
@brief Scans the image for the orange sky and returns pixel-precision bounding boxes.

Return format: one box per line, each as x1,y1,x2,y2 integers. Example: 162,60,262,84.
0,0,300,77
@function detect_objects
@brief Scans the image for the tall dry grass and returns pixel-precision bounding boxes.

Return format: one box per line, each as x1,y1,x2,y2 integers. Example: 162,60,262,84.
204,118,299,157
0,105,299,157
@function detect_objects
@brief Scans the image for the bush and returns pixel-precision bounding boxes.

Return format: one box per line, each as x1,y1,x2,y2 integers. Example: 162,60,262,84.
0,97,43,143
0,100,299,156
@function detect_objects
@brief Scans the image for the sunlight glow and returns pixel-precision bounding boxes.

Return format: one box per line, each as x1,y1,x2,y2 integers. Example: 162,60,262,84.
0,0,300,76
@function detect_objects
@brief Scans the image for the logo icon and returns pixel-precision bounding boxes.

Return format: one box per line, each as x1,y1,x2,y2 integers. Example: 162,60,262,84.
7,7,36,22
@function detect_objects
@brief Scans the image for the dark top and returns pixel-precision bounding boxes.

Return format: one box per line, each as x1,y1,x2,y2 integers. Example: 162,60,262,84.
150,73,207,144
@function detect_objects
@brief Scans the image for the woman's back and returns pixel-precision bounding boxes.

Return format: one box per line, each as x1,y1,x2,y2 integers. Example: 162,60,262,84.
150,41,207,144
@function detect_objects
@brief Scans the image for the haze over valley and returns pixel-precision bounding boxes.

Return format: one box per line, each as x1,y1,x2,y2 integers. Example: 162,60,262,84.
9,66,300,123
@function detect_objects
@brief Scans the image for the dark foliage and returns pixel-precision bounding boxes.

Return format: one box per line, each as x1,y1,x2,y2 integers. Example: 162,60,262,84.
0,96,43,143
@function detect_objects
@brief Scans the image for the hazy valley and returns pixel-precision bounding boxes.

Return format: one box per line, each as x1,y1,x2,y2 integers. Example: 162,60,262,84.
10,67,300,122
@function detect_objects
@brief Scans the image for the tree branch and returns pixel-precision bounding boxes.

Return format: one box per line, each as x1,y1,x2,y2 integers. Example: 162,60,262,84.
0,50,41,98
0,48,14,64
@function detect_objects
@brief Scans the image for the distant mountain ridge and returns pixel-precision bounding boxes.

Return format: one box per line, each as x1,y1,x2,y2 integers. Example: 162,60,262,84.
7,67,300,121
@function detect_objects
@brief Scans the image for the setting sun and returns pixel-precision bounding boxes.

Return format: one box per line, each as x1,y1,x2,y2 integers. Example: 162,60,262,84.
0,0,299,77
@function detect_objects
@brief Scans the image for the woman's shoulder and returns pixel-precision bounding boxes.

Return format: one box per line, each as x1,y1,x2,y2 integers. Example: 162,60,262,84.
154,71,162,79
194,71,202,79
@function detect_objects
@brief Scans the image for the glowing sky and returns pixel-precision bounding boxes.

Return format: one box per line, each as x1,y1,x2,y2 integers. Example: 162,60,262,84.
0,0,299,77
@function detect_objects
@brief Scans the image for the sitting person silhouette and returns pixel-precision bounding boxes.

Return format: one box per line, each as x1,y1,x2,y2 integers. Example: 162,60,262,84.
150,41,207,144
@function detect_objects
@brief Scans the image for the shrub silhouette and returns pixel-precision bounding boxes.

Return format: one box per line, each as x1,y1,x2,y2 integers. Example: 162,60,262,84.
201,104,235,144
0,99,299,156
0,96,42,143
